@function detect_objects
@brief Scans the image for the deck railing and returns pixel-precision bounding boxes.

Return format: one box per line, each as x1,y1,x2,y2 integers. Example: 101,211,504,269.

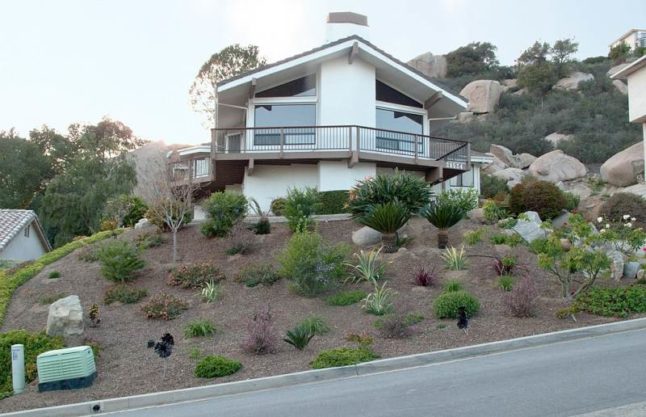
211,125,469,166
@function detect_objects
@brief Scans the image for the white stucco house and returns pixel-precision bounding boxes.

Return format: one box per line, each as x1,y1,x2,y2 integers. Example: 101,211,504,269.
0,210,52,263
611,55,646,170
610,29,646,52
174,12,490,211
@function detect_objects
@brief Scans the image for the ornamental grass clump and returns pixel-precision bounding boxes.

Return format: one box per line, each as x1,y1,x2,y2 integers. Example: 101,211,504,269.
362,282,396,316
346,247,387,284
441,246,468,270
96,240,145,283
413,267,438,287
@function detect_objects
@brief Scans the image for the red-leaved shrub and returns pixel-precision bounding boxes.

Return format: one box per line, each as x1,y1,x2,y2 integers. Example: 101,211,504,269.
413,268,437,287
504,276,538,318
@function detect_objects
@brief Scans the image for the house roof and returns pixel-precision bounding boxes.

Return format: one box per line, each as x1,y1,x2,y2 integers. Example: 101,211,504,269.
610,55,646,79
0,210,52,253
217,35,467,114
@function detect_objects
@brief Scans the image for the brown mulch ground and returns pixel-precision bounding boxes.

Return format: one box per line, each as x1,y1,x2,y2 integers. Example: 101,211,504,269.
0,218,635,412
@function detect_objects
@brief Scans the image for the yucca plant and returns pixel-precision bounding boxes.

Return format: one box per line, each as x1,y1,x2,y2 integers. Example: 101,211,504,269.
361,282,396,316
283,324,315,350
421,201,465,248
248,197,271,235
358,202,410,253
346,247,387,284
441,245,468,270
201,280,220,303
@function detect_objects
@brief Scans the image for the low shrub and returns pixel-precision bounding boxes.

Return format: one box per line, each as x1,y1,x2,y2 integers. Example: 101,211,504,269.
510,181,568,220
463,228,484,246
346,247,386,284
195,355,242,378
362,283,395,316
563,192,580,211
167,263,225,289
483,200,508,224
435,188,478,216
497,276,515,292
317,190,350,214
283,325,315,350
325,290,367,306
377,314,414,339
278,231,349,297
200,281,220,303
574,285,646,318
96,240,145,283
77,245,100,262
103,194,148,227
433,290,480,319
236,263,280,287
504,276,538,317
201,191,248,238
241,305,277,355
135,232,165,249
48,271,61,279
441,246,468,270
0,330,64,399
100,219,118,231
141,293,188,320
493,255,517,276
310,346,379,369
442,279,463,293
480,174,509,199
600,193,646,229
184,319,216,338
413,267,438,287
345,332,374,346
104,284,148,305
404,312,425,325
555,305,579,319
299,315,330,335
490,234,522,247
284,187,321,232
270,198,287,216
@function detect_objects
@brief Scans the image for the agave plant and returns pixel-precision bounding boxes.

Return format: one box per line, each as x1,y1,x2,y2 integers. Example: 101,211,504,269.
421,201,465,248
358,202,410,253
346,247,387,284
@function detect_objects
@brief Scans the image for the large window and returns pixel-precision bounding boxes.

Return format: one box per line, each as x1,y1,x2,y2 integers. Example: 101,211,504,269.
254,104,316,146
193,158,209,178
376,80,422,108
375,108,424,153
449,170,474,187
256,75,316,97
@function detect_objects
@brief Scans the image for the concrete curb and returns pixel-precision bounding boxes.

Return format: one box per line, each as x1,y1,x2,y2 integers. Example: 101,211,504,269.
6,317,646,417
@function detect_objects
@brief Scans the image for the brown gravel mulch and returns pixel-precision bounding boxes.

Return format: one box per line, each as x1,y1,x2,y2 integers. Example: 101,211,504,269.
0,218,637,413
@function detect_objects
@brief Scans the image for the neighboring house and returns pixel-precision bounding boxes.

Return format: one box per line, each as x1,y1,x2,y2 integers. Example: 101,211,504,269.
611,55,646,170
176,12,476,211
610,29,646,51
0,210,52,263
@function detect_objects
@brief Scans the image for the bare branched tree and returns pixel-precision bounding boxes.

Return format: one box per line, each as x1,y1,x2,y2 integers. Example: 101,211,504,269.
139,150,196,264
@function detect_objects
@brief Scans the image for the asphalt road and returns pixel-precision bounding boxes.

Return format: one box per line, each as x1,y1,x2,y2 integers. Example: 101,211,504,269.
107,329,646,417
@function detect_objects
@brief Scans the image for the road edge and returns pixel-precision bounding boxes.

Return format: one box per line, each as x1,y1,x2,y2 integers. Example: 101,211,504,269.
5,317,646,417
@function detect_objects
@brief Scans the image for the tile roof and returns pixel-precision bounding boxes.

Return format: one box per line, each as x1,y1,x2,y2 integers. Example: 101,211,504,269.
0,209,51,252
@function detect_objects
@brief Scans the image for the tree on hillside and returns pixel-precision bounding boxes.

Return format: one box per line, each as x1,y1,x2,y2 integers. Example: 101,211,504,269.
189,44,266,128
551,39,579,78
29,125,76,175
0,130,53,209
517,39,578,98
446,42,499,78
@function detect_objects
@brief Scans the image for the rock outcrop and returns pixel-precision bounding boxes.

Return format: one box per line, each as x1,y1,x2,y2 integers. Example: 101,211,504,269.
600,142,644,187
459,80,503,113
500,79,517,92
352,226,382,247
46,295,84,337
607,63,630,77
612,79,628,95
529,150,587,182
517,153,537,169
493,167,526,189
407,52,447,79
512,211,546,243
554,72,594,91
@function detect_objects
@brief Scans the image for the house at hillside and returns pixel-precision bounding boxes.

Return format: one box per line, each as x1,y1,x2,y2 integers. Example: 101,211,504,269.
611,55,646,169
610,29,646,51
173,12,491,211
0,210,51,264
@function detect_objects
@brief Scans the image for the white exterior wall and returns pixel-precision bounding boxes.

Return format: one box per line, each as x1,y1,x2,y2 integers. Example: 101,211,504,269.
319,161,376,191
0,223,48,262
627,68,646,123
242,164,319,212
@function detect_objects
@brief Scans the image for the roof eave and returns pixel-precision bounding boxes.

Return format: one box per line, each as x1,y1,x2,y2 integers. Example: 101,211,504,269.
611,55,646,79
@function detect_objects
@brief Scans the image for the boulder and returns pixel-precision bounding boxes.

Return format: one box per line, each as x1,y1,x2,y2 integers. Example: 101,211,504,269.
600,142,644,187
493,167,526,188
512,87,528,96
459,80,503,113
612,79,628,95
407,52,448,79
134,218,152,230
607,63,630,77
500,79,517,92
545,132,574,148
551,212,572,229
620,183,646,199
554,72,594,91
468,208,486,224
46,295,84,337
512,211,546,243
482,155,508,175
529,150,587,183
517,153,537,169
352,226,382,247
489,144,516,167
606,250,624,281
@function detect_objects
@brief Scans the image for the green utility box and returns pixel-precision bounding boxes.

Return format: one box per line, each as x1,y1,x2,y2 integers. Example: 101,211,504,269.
37,345,97,392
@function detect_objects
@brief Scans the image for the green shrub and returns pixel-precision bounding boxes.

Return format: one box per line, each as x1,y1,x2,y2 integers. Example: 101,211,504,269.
278,231,349,296
575,286,646,318
362,283,395,316
201,191,248,237
563,192,580,211
435,188,478,216
311,347,380,369
498,275,514,292
298,315,330,335
135,232,165,249
555,305,579,319
442,279,463,293
433,290,480,319
509,183,526,215
318,190,350,214
236,263,280,287
600,193,646,229
511,180,567,220
195,355,242,378
141,292,188,320
283,187,321,232
326,290,367,306
463,228,484,245
103,194,149,228
480,174,509,199
48,271,61,279
0,330,64,399
167,263,225,289
483,200,508,224
104,284,148,305
270,198,287,216
96,240,145,283
0,230,122,327
184,319,216,338
349,171,431,216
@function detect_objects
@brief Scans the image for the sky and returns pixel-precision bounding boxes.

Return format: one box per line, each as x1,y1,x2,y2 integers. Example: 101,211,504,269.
1,0,645,145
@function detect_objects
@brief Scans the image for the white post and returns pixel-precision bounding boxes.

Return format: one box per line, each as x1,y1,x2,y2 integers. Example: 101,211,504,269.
11,344,25,394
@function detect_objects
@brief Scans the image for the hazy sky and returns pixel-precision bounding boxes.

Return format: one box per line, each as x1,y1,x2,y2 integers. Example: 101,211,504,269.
1,0,644,145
